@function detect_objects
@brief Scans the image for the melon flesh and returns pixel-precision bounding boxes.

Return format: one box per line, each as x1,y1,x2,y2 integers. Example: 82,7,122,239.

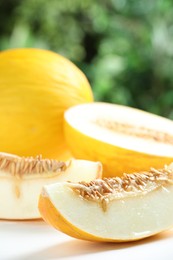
0,153,102,220
39,164,173,242
64,102,173,177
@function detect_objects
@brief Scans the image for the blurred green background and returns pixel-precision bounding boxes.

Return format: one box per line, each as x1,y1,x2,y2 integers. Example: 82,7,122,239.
1,0,173,118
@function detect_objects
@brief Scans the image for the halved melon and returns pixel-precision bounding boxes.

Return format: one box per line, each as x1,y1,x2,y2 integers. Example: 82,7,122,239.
0,152,102,220
64,102,173,177
39,164,173,242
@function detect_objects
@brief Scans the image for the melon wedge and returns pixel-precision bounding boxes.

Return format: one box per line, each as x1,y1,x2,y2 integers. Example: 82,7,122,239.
64,102,173,177
0,152,102,220
39,164,173,242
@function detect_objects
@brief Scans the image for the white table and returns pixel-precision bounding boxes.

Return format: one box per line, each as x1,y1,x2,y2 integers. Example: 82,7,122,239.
1,220,173,260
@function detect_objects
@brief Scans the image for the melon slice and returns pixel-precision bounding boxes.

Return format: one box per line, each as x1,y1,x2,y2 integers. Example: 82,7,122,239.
64,102,173,177
39,164,173,242
0,152,102,220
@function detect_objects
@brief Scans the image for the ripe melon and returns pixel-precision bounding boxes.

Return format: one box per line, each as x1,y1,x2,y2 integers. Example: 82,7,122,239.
39,163,173,242
0,152,102,219
0,48,93,159
64,102,173,177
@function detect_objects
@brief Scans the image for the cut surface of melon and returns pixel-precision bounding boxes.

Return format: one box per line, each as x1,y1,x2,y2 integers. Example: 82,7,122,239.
0,152,102,220
39,164,173,242
64,102,173,177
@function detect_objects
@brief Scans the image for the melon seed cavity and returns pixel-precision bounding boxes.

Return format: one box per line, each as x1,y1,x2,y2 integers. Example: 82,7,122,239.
94,119,173,145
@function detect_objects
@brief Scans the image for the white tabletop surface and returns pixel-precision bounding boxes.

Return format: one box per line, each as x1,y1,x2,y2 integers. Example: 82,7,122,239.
0,220,173,260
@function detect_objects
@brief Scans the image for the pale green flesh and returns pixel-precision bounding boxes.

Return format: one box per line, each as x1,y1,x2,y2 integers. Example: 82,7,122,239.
0,159,101,220
45,182,173,240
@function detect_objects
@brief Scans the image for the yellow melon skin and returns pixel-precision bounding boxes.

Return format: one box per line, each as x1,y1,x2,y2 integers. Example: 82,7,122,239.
0,48,93,159
64,121,173,177
64,103,173,177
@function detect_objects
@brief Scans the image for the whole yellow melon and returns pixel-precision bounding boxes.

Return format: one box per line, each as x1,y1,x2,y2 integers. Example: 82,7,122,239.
0,48,93,159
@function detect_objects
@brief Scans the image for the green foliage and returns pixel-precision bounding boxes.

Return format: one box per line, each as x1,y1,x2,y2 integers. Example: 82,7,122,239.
1,0,173,118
